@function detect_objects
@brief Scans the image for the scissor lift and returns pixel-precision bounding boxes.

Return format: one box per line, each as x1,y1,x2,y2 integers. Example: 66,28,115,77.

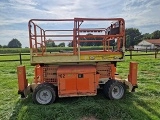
17,18,138,105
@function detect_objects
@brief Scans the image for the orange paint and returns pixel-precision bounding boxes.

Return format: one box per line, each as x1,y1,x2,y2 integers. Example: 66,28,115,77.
34,64,43,83
17,66,28,92
128,62,138,86
28,18,125,56
110,64,116,79
57,66,99,97
96,63,116,79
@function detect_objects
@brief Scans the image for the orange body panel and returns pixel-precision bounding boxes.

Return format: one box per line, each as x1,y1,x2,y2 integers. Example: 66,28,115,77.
77,74,95,94
57,66,99,97
17,66,28,92
59,74,77,95
128,62,138,86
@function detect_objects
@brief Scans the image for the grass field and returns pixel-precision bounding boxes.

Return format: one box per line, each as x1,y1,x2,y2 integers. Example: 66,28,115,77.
0,54,160,120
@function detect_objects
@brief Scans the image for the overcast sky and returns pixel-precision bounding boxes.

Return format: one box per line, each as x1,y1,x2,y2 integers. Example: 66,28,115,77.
0,0,160,47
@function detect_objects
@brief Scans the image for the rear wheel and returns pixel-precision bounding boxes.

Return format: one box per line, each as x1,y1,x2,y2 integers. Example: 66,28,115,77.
32,84,56,105
103,80,125,100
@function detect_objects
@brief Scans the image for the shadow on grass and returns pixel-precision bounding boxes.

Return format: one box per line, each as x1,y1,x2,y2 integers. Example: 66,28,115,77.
9,90,158,120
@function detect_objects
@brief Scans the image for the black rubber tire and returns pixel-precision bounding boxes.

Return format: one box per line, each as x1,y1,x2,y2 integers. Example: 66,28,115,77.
103,80,126,100
43,82,58,100
43,82,55,90
32,84,56,105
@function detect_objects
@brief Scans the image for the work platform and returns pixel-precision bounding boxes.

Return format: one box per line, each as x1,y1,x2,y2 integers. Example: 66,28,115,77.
28,18,125,65
31,51,124,64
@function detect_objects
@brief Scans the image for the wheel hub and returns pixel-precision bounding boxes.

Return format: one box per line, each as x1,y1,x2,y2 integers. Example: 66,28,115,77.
113,87,118,94
42,92,48,98
112,85,124,99
36,89,52,104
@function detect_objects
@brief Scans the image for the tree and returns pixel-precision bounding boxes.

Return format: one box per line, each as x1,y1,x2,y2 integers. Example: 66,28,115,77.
125,28,142,48
3,45,8,48
126,35,131,48
58,42,65,47
80,33,103,46
151,30,160,39
80,33,93,46
0,45,2,48
68,41,73,47
68,33,115,47
46,39,57,47
8,38,22,48
142,33,151,39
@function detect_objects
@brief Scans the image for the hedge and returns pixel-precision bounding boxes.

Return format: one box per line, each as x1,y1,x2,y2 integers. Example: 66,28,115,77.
0,46,104,54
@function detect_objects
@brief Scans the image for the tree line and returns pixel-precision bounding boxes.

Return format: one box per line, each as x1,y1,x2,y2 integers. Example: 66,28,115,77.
0,38,22,48
126,29,160,48
1,29,160,48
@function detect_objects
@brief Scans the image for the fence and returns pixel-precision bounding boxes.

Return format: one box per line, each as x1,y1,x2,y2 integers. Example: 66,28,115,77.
0,49,159,64
0,53,30,65
126,48,159,59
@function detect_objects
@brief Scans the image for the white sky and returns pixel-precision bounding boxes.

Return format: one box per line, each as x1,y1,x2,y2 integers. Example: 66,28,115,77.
0,0,160,47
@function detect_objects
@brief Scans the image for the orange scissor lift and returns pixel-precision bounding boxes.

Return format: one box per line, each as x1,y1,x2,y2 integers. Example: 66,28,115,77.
17,18,138,104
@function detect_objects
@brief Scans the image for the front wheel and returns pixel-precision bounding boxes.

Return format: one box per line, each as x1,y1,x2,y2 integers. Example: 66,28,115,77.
103,80,125,100
32,84,56,105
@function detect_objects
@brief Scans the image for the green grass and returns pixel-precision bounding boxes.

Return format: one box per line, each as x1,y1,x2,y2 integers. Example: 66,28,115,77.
0,55,160,120
0,54,30,61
